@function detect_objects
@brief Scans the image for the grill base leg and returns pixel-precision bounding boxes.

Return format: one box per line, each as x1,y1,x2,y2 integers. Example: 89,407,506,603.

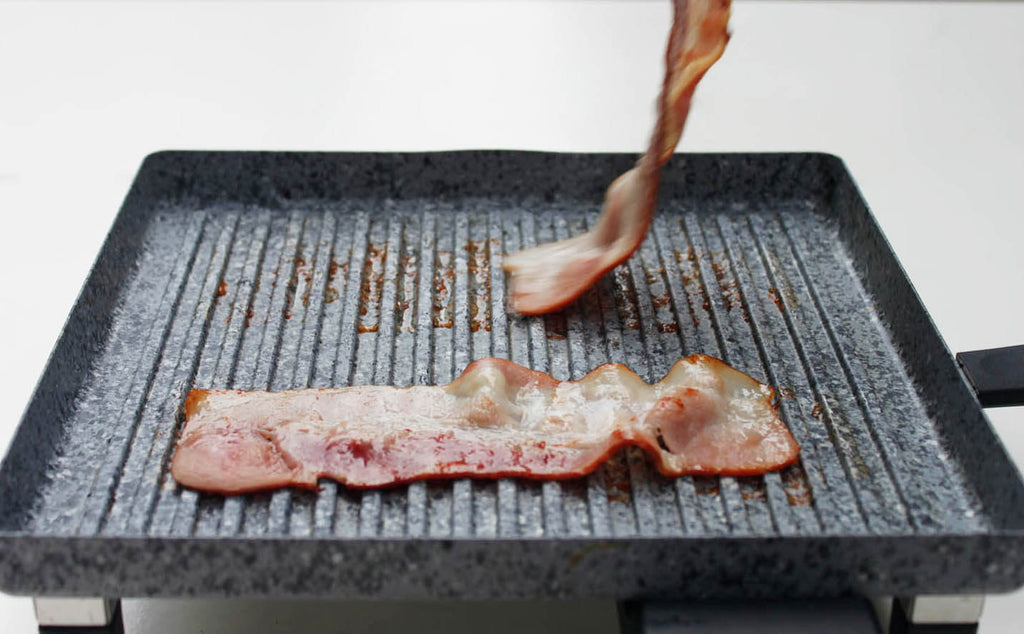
33,598,123,634
886,596,983,634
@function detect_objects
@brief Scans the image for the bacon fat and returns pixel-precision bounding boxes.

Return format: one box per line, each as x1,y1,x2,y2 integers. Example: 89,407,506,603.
503,0,732,314
170,355,799,493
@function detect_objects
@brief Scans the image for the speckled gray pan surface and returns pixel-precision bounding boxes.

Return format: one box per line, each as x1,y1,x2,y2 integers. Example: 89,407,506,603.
1,151,1023,599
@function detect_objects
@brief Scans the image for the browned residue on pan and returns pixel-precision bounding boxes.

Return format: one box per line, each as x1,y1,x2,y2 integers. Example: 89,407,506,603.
711,254,743,316
781,464,814,506
768,286,784,312
216,281,228,298
544,312,568,341
811,402,823,419
467,240,491,333
765,252,801,310
433,250,455,328
396,252,418,333
298,253,314,308
613,267,641,331
282,251,314,316
644,265,664,287
646,265,681,337
738,476,767,502
296,254,311,283
324,257,347,304
674,247,707,326
603,451,632,504
693,476,720,496
358,242,387,334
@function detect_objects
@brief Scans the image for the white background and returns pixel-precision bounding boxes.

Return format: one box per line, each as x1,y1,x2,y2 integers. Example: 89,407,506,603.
1,1,1022,632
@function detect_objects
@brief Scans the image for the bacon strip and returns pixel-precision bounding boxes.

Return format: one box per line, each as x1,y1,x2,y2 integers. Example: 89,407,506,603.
503,0,731,314
170,356,798,493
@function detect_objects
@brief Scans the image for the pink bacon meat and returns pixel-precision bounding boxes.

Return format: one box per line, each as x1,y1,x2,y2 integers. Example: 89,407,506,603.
170,355,799,493
503,0,732,314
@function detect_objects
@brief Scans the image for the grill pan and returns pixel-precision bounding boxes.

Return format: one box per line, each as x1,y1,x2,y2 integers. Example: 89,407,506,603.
1,150,1023,600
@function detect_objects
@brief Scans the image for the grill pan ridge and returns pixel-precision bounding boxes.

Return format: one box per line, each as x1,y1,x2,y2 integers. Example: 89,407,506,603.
1,151,1023,599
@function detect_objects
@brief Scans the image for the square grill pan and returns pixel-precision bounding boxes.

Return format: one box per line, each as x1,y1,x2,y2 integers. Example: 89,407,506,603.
1,151,1023,600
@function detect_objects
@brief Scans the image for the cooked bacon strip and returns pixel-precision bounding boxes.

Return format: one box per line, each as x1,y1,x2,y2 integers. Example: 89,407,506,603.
503,0,731,314
170,355,798,493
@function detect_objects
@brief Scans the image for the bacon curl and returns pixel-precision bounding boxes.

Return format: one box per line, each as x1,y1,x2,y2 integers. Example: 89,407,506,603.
503,0,732,314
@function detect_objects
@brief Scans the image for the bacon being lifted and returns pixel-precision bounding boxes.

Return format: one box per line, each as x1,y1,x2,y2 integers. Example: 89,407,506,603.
170,356,798,493
503,0,732,314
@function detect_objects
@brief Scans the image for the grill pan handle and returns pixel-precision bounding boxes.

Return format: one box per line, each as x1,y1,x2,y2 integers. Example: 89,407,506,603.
957,345,1024,408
